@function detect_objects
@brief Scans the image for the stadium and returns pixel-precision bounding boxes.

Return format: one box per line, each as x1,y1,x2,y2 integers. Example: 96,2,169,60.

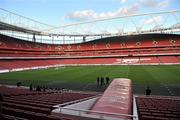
0,1,180,120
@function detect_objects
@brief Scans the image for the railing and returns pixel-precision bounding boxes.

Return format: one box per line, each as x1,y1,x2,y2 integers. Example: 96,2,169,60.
54,95,101,107
136,95,180,100
0,53,180,60
55,107,137,120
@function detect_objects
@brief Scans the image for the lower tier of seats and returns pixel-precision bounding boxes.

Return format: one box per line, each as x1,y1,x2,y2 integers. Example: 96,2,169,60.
0,56,180,72
0,85,97,120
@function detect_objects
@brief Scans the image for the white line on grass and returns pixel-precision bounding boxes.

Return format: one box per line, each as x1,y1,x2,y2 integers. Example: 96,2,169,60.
126,65,130,78
162,83,174,96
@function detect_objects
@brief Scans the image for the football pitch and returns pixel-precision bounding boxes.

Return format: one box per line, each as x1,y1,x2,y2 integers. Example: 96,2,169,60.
0,65,180,96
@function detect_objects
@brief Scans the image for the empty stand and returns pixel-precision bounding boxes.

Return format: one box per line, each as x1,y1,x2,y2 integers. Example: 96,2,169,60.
136,96,180,120
0,85,96,120
0,33,180,57
0,33,180,72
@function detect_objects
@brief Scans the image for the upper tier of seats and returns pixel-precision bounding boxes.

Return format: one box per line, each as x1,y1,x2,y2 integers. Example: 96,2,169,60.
0,33,179,58
0,33,179,52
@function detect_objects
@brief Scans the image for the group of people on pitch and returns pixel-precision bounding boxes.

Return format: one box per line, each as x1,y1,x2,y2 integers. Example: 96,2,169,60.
96,77,110,86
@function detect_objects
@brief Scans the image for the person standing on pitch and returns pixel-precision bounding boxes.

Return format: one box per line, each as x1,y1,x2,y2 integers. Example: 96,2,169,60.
106,77,110,85
97,77,100,86
100,77,104,86
146,86,151,96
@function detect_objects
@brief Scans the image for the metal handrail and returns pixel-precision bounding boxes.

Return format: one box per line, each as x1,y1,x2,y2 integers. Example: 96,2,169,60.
57,107,137,119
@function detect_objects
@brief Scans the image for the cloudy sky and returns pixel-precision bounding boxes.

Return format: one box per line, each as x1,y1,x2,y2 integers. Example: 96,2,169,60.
0,0,179,26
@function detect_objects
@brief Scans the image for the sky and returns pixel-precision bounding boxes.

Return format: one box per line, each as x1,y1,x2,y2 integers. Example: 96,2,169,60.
0,0,179,27
0,0,179,44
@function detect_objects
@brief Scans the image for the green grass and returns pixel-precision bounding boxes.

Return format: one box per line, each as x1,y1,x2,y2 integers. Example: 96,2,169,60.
0,65,180,87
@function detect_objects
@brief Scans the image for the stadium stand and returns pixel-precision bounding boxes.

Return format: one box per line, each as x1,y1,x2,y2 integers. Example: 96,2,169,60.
136,96,180,120
0,33,180,73
0,33,180,55
0,85,97,120
0,79,180,120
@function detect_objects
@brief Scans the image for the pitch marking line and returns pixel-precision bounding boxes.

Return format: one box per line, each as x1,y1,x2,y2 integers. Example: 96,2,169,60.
162,84,174,96
126,65,130,78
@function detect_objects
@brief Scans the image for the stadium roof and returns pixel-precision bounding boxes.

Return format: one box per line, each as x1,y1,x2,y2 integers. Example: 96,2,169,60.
0,6,180,44
1,8,180,36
